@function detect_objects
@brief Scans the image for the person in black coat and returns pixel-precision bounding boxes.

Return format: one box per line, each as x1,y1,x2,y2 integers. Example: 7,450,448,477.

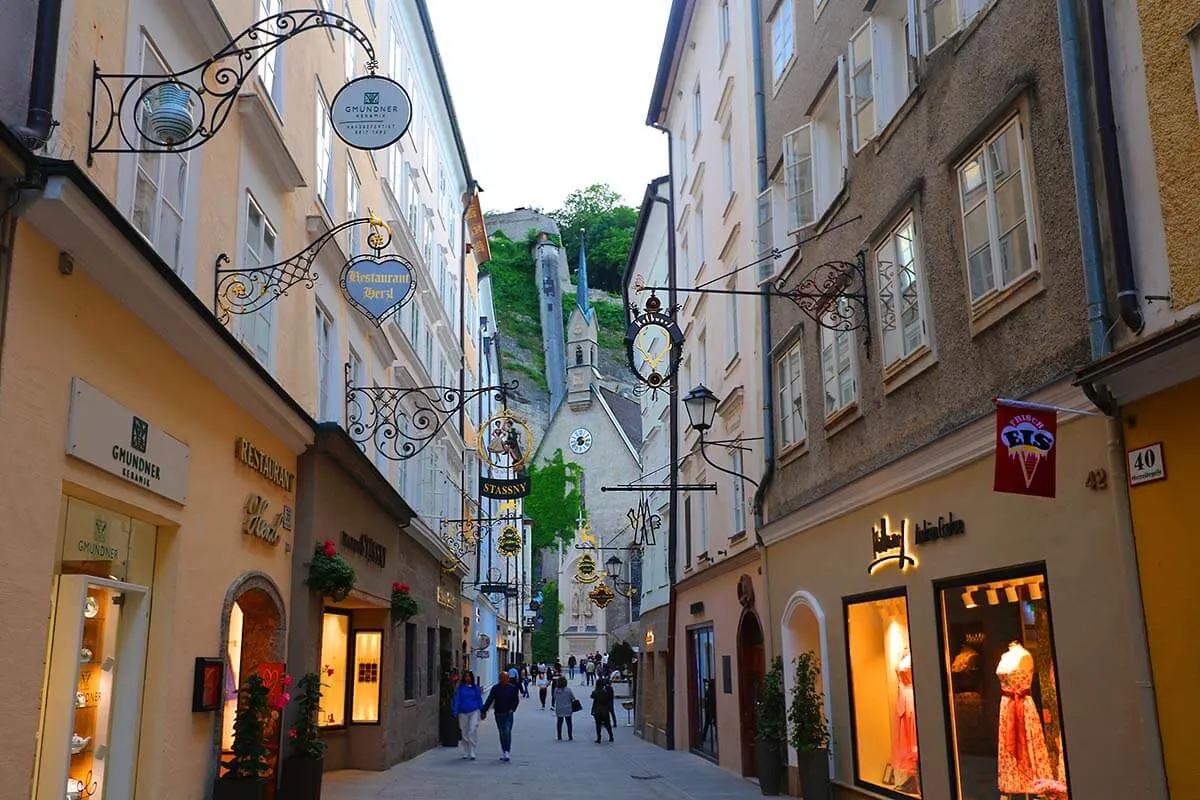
590,677,615,743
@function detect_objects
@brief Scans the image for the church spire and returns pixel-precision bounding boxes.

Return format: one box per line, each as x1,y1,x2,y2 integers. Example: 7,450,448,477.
576,230,593,321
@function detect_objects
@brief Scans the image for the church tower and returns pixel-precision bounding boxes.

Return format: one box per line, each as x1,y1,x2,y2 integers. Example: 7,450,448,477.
566,233,599,409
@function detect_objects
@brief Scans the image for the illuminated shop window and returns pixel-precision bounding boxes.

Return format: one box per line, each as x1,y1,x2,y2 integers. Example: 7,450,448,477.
845,591,921,798
937,569,1069,800
351,630,382,723
319,613,349,727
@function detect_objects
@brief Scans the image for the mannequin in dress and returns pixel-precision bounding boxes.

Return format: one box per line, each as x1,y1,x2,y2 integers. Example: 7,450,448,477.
995,642,1053,795
892,650,919,791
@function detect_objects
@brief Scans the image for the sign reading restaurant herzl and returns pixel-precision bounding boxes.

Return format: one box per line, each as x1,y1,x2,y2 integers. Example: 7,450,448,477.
66,377,190,503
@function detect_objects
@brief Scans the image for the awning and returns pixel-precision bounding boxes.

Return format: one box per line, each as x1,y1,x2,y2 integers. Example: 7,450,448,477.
1076,316,1200,404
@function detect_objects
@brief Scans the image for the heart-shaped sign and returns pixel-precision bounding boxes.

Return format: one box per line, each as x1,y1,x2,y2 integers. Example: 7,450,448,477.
340,253,416,325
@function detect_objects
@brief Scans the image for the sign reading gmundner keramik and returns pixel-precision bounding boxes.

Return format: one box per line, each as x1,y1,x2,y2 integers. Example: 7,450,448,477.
330,75,412,151
66,377,190,503
235,437,295,493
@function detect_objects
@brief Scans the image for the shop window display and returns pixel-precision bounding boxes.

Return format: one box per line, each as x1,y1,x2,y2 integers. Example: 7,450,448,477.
351,630,382,723
937,569,1068,800
845,592,921,798
319,612,350,727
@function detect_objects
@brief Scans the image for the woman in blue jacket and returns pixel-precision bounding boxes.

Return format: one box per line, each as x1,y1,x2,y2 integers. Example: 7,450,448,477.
451,670,484,760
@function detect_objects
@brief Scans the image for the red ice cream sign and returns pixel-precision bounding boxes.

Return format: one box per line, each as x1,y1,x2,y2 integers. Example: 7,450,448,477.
993,402,1057,499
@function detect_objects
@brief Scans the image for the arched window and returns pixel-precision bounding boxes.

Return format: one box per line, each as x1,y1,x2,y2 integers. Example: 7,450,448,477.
575,346,584,365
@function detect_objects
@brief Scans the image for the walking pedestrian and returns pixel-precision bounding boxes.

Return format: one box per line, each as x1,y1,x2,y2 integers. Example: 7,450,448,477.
591,677,615,743
519,665,531,698
567,654,577,680
480,672,520,762
451,670,483,760
553,676,577,741
536,670,549,709
585,658,596,686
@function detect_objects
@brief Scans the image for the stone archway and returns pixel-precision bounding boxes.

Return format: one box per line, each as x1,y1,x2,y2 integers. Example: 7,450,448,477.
211,572,287,781
737,609,766,777
780,591,832,774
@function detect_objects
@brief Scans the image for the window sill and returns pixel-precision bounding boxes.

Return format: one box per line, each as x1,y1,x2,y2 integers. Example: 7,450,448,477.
771,56,797,98
718,42,731,75
823,401,862,438
724,353,742,375
722,191,738,221
778,439,809,468
683,565,694,575
952,0,1003,56
969,270,1044,337
882,345,937,395
404,699,417,708
728,531,748,545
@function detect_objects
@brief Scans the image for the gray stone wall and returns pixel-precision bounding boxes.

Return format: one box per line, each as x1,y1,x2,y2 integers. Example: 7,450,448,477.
0,0,37,131
760,0,1090,520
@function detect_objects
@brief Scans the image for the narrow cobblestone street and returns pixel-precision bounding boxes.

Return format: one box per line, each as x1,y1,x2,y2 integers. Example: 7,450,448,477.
324,680,762,800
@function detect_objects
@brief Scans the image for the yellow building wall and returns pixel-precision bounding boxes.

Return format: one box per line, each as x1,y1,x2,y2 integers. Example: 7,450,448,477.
1138,0,1200,308
0,223,297,797
1124,376,1200,800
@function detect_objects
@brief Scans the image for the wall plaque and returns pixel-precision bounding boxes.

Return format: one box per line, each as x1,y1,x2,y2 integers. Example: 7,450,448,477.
235,437,295,492
66,377,189,503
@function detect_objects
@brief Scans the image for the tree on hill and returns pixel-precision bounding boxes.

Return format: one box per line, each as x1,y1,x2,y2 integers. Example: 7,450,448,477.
551,183,639,294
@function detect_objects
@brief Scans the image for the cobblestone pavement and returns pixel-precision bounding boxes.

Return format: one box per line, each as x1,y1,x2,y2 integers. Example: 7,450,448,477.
323,678,763,800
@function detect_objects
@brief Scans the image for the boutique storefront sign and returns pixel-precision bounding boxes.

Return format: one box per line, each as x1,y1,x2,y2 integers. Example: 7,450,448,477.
66,377,190,503
235,437,295,493
340,254,415,325
868,513,965,575
341,531,386,568
331,75,413,150
242,494,283,546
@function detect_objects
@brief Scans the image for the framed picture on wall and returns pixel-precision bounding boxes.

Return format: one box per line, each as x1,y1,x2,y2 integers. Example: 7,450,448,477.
192,657,223,712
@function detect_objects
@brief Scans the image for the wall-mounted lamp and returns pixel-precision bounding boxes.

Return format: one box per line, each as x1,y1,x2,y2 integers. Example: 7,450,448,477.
961,589,977,609
985,588,1000,606
1004,585,1020,603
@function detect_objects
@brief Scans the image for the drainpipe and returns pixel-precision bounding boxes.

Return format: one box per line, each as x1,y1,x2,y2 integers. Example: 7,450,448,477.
1061,1,1167,791
648,120,678,752
1085,0,1144,335
749,0,777,658
19,0,64,147
1056,0,1109,358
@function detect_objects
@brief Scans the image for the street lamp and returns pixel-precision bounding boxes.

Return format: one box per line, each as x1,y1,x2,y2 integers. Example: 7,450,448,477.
683,383,759,490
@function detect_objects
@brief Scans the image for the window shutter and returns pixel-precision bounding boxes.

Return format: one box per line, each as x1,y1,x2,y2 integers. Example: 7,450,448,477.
836,55,850,177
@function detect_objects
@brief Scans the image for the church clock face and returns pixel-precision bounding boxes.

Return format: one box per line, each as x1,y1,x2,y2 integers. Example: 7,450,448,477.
570,427,593,455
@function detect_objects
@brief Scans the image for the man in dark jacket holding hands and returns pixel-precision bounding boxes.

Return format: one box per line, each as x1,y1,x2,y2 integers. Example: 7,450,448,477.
481,671,521,762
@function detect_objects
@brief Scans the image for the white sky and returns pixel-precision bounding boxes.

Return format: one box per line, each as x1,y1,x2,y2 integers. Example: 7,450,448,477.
426,0,672,214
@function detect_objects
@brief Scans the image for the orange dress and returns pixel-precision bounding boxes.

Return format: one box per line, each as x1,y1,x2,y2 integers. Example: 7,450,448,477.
892,663,919,776
996,659,1053,793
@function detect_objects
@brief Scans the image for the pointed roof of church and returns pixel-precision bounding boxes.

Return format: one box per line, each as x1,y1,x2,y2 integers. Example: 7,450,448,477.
576,231,594,322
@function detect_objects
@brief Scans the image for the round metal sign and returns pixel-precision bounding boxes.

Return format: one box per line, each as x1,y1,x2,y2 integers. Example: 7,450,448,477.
330,75,412,151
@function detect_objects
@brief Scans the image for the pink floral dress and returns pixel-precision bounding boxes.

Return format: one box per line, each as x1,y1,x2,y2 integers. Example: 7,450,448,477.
997,660,1053,793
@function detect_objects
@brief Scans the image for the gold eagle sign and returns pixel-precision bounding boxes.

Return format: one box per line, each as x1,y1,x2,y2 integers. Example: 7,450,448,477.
576,553,600,584
588,583,616,609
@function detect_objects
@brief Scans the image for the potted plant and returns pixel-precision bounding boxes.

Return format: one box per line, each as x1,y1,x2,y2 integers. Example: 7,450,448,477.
789,651,831,800
305,540,356,601
438,668,461,747
214,673,272,800
281,673,326,800
390,582,418,624
755,657,788,796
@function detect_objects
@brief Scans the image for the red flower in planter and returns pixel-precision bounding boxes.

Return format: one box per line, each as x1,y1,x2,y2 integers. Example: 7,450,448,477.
392,582,411,594
322,540,336,558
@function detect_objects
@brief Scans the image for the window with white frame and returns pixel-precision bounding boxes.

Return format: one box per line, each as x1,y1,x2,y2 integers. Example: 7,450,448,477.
756,189,774,281
849,23,875,150
238,195,277,367
679,234,690,290
815,0,829,17
849,5,916,149
347,157,361,255
783,126,814,231
922,0,988,53
132,36,189,272
726,277,740,362
719,0,732,54
697,476,710,554
348,346,363,390
721,117,735,203
678,125,689,192
388,24,403,82
957,116,1037,303
316,304,335,421
697,330,708,384
256,0,283,109
694,201,706,269
821,309,858,416
730,449,746,535
776,341,806,448
692,82,703,147
409,302,421,349
422,121,434,180
343,1,355,81
876,212,928,367
423,216,434,265
813,66,848,216
388,148,404,203
423,328,433,369
316,86,334,212
406,169,418,232
771,0,796,83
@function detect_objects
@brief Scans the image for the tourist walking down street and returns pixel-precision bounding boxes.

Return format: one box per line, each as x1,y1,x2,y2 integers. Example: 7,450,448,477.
451,670,484,760
536,670,549,709
519,665,530,698
553,676,577,741
585,658,596,686
481,672,521,762
591,677,615,743
567,654,577,680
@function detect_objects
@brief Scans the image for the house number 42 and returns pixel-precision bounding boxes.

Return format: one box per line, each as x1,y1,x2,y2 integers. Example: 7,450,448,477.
1085,468,1108,490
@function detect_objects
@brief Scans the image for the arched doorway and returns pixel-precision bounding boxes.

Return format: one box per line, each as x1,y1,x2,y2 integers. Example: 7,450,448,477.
738,610,766,777
780,591,831,784
215,573,287,788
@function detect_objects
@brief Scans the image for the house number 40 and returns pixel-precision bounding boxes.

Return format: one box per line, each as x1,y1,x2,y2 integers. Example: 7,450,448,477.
1085,468,1108,490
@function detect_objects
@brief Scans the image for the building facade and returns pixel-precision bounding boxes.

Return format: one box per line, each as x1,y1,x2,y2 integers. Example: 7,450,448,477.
0,0,483,794
753,0,1166,798
1076,0,1200,797
646,0,768,779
